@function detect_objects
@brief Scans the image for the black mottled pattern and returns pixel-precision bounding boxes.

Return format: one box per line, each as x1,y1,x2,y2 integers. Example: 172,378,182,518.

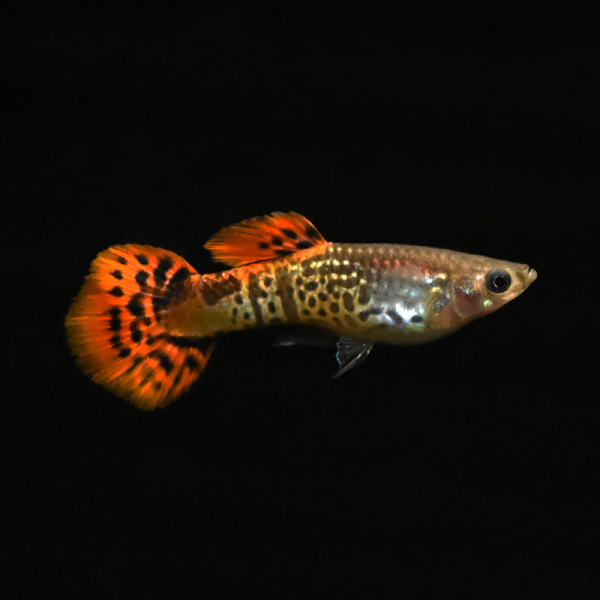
109,307,122,331
281,228,298,240
343,292,354,312
110,270,123,280
124,355,143,375
127,293,145,318
358,307,383,322
154,257,174,288
152,295,169,320
149,349,174,374
184,355,200,370
358,285,372,305
151,334,215,354
305,225,319,238
135,270,149,287
109,286,124,297
386,311,404,325
198,275,242,307
275,275,299,323
136,254,149,265
247,275,265,327
109,334,122,349
168,267,190,287
130,322,143,343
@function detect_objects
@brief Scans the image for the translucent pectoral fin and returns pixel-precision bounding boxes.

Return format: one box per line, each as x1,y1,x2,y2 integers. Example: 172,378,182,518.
333,337,374,378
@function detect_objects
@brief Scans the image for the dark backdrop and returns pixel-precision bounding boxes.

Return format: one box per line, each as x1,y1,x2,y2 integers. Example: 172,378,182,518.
6,4,597,598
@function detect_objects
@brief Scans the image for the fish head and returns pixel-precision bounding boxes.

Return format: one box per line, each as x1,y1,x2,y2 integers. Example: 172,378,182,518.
449,258,537,323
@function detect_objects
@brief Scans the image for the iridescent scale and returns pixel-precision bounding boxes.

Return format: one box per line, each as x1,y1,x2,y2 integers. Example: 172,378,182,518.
201,243,469,345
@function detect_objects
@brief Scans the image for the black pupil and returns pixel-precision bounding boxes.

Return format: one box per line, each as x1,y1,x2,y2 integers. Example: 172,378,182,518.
486,269,511,293
494,275,507,289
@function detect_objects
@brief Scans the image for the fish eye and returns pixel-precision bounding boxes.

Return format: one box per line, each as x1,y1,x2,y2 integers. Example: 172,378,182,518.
486,269,512,293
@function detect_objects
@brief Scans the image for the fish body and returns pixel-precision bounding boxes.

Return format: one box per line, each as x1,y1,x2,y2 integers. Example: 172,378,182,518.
66,212,536,409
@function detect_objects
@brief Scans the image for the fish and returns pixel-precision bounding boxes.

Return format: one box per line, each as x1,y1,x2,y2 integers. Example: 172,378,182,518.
65,212,537,409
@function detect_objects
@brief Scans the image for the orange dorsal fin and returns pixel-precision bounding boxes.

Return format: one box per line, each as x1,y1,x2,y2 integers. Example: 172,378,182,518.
66,244,214,409
204,212,327,267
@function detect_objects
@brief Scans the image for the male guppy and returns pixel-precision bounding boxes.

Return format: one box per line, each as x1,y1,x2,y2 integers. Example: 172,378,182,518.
66,212,537,409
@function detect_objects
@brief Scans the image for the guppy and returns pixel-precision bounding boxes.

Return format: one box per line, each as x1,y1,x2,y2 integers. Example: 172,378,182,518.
66,212,537,409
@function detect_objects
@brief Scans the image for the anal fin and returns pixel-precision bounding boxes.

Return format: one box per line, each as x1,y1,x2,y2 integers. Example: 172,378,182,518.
332,337,374,379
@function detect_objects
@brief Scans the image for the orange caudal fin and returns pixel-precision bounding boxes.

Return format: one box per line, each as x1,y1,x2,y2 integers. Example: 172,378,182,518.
204,212,328,267
65,245,214,410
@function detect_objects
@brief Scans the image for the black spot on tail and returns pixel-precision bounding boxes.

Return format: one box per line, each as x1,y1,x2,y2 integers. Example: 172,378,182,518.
130,322,143,344
168,267,190,287
108,307,122,331
127,294,145,318
153,334,214,354
152,295,170,320
124,355,143,375
135,270,149,287
109,286,124,297
184,356,200,370
154,257,174,287
149,350,174,374
109,334,122,348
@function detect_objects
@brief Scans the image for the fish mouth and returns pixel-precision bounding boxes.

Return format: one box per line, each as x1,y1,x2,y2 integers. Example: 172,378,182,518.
526,266,537,283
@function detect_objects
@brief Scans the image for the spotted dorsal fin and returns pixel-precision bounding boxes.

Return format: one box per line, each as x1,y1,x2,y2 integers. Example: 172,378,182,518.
204,212,327,267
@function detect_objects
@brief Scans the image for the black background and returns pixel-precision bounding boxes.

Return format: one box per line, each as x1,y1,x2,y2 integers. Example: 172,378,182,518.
6,3,598,598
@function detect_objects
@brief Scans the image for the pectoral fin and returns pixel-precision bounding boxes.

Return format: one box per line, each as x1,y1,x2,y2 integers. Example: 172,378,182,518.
332,337,374,378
